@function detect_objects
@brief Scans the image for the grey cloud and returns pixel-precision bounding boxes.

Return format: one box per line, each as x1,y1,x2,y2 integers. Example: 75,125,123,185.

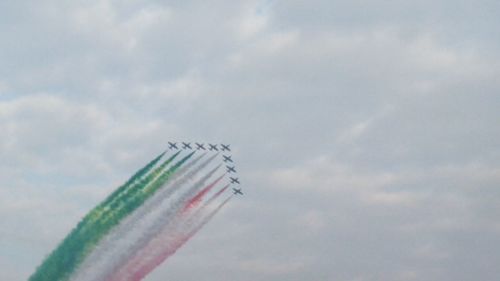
1,1,499,280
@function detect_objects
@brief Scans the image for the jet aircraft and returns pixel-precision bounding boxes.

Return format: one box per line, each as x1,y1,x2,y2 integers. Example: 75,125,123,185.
226,166,236,173
221,144,231,151
182,142,192,149
230,177,240,184
232,188,243,195
223,155,233,163
208,144,219,151
195,143,205,150
168,142,178,149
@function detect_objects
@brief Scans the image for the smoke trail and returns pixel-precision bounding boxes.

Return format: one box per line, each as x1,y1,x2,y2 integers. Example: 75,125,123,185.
68,151,175,246
74,154,219,281
72,150,182,252
97,151,190,226
118,152,218,230
182,180,226,213
109,185,232,281
28,151,172,281
98,165,224,281
71,153,209,281
29,151,192,281
94,152,180,220
98,151,166,212
174,184,231,242
126,196,233,281
203,184,230,207
106,184,226,281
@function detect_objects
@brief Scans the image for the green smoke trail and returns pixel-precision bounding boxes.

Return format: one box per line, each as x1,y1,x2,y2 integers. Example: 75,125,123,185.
87,151,181,227
101,151,166,207
29,151,194,281
95,151,195,227
63,151,181,249
68,153,208,281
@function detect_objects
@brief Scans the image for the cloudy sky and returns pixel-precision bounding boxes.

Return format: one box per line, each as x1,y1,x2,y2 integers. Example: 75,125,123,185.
1,1,499,280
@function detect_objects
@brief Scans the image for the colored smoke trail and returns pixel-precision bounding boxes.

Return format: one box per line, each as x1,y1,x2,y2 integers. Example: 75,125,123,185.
130,196,234,281
97,166,225,281
205,184,230,206
73,153,220,281
182,177,229,214
30,151,193,281
98,151,166,212
106,182,227,281
28,151,172,281
70,152,207,281
110,191,233,281
86,151,180,230
30,147,236,281
95,151,181,224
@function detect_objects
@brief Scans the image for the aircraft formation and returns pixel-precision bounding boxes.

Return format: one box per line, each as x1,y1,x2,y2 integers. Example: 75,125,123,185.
30,142,240,281
168,142,243,196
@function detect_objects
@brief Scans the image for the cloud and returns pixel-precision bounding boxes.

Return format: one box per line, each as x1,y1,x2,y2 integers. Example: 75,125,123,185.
1,1,499,280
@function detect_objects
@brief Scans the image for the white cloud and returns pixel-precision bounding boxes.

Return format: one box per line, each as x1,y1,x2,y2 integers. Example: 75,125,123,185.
270,156,397,192
236,8,269,39
71,1,172,52
293,209,327,233
237,257,309,275
1,1,499,280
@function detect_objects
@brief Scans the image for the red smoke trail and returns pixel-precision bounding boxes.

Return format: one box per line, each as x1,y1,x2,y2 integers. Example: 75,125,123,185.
107,185,231,281
208,184,230,202
130,196,233,281
182,173,226,213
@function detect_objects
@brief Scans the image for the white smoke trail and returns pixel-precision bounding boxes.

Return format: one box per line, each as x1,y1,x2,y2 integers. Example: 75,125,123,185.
70,152,211,281
111,194,233,281
98,165,224,281
71,153,221,281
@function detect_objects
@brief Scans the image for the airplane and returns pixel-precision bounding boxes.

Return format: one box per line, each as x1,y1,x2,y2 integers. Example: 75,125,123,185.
232,188,243,195
223,155,233,163
226,166,236,173
182,142,192,149
230,177,240,184
168,142,178,149
195,143,205,150
208,144,219,151
221,144,231,151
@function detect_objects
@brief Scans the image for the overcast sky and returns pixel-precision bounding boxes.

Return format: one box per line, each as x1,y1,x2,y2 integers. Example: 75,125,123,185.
1,1,499,280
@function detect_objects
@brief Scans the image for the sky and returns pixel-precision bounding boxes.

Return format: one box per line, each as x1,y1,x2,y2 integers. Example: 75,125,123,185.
1,1,499,280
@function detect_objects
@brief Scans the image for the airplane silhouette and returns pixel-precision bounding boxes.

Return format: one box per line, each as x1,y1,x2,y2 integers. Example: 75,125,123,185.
226,166,236,173
195,143,205,150
223,155,233,163
221,144,231,151
230,177,240,184
168,142,178,149
208,144,219,151
182,142,192,149
232,188,243,195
